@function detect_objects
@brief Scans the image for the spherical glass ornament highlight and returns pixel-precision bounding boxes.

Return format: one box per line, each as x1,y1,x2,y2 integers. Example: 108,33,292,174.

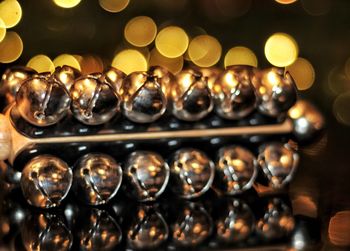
53,65,81,91
53,54,81,71
149,48,183,75
0,114,11,161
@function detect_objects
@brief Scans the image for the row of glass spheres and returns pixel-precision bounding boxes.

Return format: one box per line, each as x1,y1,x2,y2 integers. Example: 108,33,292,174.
1,64,297,127
20,142,298,208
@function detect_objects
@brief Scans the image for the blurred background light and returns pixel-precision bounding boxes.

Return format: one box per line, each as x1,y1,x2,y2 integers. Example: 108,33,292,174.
112,49,148,74
0,0,22,28
27,54,55,73
224,46,257,68
0,31,23,63
53,0,82,9
149,48,183,74
188,35,222,67
77,55,104,74
333,92,350,126
99,0,129,13
264,32,299,67
53,54,81,71
124,16,157,47
275,0,298,4
344,57,350,79
327,66,350,96
0,18,6,42
328,211,350,246
301,0,331,16
287,57,315,90
155,26,189,58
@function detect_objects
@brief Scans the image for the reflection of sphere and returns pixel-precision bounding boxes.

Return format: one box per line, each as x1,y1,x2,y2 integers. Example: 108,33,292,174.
172,69,213,121
215,145,257,195
73,153,122,205
127,206,169,249
148,65,175,98
70,74,120,125
252,67,297,117
216,199,255,243
124,151,170,202
120,72,167,123
53,65,81,90
169,148,215,199
16,76,71,126
258,142,299,188
103,66,126,94
20,155,73,208
0,114,11,161
213,65,257,119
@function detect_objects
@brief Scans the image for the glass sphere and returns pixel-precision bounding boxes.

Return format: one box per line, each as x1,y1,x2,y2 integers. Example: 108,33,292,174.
103,66,126,94
70,74,121,125
172,69,213,121
73,153,122,205
252,67,297,117
16,75,71,126
0,114,11,161
258,142,299,188
124,151,170,202
215,145,257,195
53,65,81,91
148,65,175,98
20,155,73,208
213,65,257,119
198,66,222,91
169,148,215,199
120,71,167,123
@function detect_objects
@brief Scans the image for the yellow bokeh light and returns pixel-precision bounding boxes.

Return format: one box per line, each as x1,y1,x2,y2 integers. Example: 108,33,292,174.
275,0,298,4
149,48,183,74
0,18,6,42
224,46,258,68
53,0,81,8
112,49,148,75
188,35,222,67
0,0,22,28
99,0,129,13
287,57,315,90
329,211,350,247
265,32,298,67
0,31,23,63
155,26,189,58
78,55,104,74
27,55,55,73
333,92,350,126
53,54,81,71
124,16,157,47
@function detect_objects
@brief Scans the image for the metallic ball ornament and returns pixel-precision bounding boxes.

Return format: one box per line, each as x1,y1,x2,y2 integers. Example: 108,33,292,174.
120,71,167,123
73,153,123,205
20,155,73,208
258,142,299,188
0,66,37,104
127,206,169,249
212,65,257,119
215,145,257,195
216,199,255,243
53,65,81,91
103,66,126,93
0,114,11,161
148,65,175,98
198,66,222,91
252,67,297,117
124,151,170,202
172,69,214,121
288,100,325,142
169,148,215,199
70,74,121,125
16,75,71,127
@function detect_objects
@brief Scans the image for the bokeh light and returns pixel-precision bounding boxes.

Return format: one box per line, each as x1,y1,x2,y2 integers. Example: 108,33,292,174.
0,31,23,63
124,16,157,47
53,0,82,8
201,0,252,22
155,26,189,58
78,55,104,74
99,0,129,13
149,48,183,74
291,194,317,218
328,211,350,246
301,0,331,16
112,49,148,74
0,18,6,42
333,92,350,126
0,0,22,28
327,67,350,96
264,32,298,67
53,54,81,71
188,35,222,67
275,0,298,4
224,46,257,68
287,57,315,90
27,55,55,73
344,57,350,79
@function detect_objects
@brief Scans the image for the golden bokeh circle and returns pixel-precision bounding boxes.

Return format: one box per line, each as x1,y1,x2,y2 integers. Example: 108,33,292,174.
112,49,148,75
0,0,22,28
27,55,55,73
124,16,157,47
99,0,129,13
188,35,222,67
287,57,315,90
0,31,23,63
275,0,298,4
53,0,82,8
155,26,189,58
53,54,81,71
0,18,6,42
333,92,350,126
264,32,299,67
149,48,183,74
224,46,258,68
